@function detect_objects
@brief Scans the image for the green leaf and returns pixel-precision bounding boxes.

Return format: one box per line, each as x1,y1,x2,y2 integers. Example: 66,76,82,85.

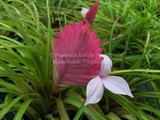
56,98,70,120
111,107,137,120
110,69,160,75
64,90,108,120
13,99,33,120
0,0,32,46
43,0,52,89
0,78,22,94
106,112,121,120
134,92,160,98
0,94,25,119
106,90,150,120
134,102,160,117
73,103,86,120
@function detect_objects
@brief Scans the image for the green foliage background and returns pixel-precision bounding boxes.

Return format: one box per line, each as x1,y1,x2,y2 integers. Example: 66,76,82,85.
0,0,160,120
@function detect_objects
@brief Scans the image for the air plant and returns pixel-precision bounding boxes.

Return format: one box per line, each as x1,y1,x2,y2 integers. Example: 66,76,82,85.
51,0,133,105
0,0,160,120
51,2,133,119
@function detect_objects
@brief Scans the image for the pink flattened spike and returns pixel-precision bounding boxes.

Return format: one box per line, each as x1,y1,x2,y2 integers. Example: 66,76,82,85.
85,1,99,25
52,21,103,86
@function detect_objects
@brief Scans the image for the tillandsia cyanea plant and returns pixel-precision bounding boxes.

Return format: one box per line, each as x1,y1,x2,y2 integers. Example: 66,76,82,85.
52,0,133,118
51,0,133,105
1,0,160,120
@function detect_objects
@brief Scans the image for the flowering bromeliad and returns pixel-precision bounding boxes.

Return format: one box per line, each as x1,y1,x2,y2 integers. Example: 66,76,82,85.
51,1,133,105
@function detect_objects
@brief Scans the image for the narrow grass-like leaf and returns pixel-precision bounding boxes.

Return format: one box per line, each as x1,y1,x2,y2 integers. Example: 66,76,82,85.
0,78,22,94
108,16,121,58
110,69,160,75
106,112,121,120
13,99,33,120
56,98,70,120
106,90,150,120
73,103,86,120
0,94,26,119
0,0,32,46
44,0,52,89
64,90,107,120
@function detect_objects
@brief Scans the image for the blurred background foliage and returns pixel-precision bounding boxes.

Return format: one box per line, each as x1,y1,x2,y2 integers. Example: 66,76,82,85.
0,0,160,120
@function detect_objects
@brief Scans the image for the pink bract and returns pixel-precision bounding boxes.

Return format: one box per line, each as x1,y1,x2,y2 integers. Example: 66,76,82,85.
85,1,99,25
51,20,103,86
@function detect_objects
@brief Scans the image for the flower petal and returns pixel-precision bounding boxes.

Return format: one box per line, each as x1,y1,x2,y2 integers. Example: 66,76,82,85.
102,76,134,98
81,7,89,17
85,76,104,106
99,54,112,78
